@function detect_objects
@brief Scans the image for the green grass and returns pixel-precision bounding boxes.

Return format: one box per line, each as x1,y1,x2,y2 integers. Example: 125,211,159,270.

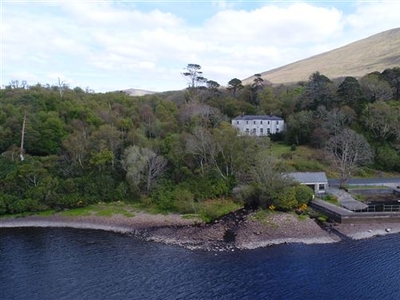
59,202,138,218
251,209,279,228
297,214,308,221
197,198,241,223
269,143,329,172
320,194,340,206
60,206,93,217
35,210,56,216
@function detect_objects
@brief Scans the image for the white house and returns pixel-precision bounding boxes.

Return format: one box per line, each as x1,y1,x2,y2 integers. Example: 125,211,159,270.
231,114,284,136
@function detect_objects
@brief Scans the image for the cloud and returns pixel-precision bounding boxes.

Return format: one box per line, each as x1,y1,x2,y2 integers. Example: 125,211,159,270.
346,1,400,36
2,1,399,92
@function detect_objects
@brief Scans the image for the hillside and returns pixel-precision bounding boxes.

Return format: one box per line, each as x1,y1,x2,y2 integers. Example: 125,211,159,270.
243,27,400,85
123,88,156,96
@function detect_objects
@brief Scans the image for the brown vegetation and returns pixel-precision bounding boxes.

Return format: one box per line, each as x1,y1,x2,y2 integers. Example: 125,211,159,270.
243,27,400,85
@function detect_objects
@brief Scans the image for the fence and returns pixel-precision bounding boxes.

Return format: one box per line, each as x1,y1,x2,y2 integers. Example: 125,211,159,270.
352,204,400,213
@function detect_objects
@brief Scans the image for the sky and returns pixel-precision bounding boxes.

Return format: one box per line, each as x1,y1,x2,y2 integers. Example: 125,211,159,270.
1,1,400,93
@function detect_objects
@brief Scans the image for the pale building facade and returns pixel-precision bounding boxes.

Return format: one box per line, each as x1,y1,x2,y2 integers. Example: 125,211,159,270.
231,114,284,136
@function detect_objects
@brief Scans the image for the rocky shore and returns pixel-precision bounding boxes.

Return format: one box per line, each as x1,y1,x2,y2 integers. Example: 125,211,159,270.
1,210,400,251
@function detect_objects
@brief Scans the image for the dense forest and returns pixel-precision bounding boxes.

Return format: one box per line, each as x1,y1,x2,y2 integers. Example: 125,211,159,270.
1,66,400,217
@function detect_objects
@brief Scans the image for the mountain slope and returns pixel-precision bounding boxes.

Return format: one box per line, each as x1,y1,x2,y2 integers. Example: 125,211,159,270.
243,27,400,85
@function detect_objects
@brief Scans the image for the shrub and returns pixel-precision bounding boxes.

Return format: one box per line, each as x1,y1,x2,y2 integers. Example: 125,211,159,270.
272,187,298,211
231,184,255,204
375,146,400,172
173,187,195,214
295,185,314,205
7,198,43,214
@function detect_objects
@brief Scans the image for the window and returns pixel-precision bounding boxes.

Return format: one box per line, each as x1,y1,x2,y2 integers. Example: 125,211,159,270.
319,184,325,191
245,128,249,133
276,128,279,133
267,128,270,134
276,121,279,125
236,121,239,125
252,128,256,134
254,121,256,124
260,121,263,124
267,121,270,125
260,128,264,135
246,121,248,124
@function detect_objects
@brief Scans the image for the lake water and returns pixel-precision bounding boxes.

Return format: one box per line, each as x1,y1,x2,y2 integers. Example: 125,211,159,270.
1,227,400,300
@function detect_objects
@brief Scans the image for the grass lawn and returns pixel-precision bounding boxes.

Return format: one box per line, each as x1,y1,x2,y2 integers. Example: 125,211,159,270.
269,143,329,173
59,202,137,217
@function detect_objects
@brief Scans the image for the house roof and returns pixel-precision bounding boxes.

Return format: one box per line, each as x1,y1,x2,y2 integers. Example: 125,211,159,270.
233,114,283,121
286,172,328,184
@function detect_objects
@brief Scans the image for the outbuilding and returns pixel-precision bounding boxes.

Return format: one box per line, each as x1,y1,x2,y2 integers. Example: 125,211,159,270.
287,172,328,194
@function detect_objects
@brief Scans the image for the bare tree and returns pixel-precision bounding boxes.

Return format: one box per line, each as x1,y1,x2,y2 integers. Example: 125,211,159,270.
145,152,167,193
360,73,393,102
326,128,374,188
361,102,398,143
122,146,167,194
58,77,66,98
20,110,27,161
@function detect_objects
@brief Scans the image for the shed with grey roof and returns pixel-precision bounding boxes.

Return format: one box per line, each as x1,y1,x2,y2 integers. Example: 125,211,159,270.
287,172,328,194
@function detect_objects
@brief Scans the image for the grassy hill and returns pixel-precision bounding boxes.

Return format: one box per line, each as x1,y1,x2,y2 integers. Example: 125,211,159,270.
243,27,400,85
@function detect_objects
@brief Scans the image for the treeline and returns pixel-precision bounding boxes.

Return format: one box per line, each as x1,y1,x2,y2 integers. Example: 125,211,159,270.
0,67,399,216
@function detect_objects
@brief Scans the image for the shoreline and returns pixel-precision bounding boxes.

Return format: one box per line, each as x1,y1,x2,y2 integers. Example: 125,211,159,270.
1,212,399,251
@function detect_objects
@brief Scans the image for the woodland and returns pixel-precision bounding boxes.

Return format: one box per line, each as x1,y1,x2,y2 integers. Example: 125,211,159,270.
1,66,400,218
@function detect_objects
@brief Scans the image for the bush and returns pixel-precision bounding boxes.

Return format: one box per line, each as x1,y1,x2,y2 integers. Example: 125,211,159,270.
295,185,314,205
7,198,43,214
375,146,400,172
231,184,255,204
180,174,231,201
273,187,298,211
173,187,195,214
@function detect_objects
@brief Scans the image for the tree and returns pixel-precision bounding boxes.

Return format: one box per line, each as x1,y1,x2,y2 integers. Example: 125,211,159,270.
337,76,365,113
206,80,220,90
382,67,400,101
298,72,336,110
185,126,216,174
227,78,243,97
360,73,393,102
249,151,294,209
361,102,398,143
89,124,122,168
182,64,206,89
248,74,265,106
122,146,167,194
285,110,314,145
326,128,374,188
211,121,261,179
